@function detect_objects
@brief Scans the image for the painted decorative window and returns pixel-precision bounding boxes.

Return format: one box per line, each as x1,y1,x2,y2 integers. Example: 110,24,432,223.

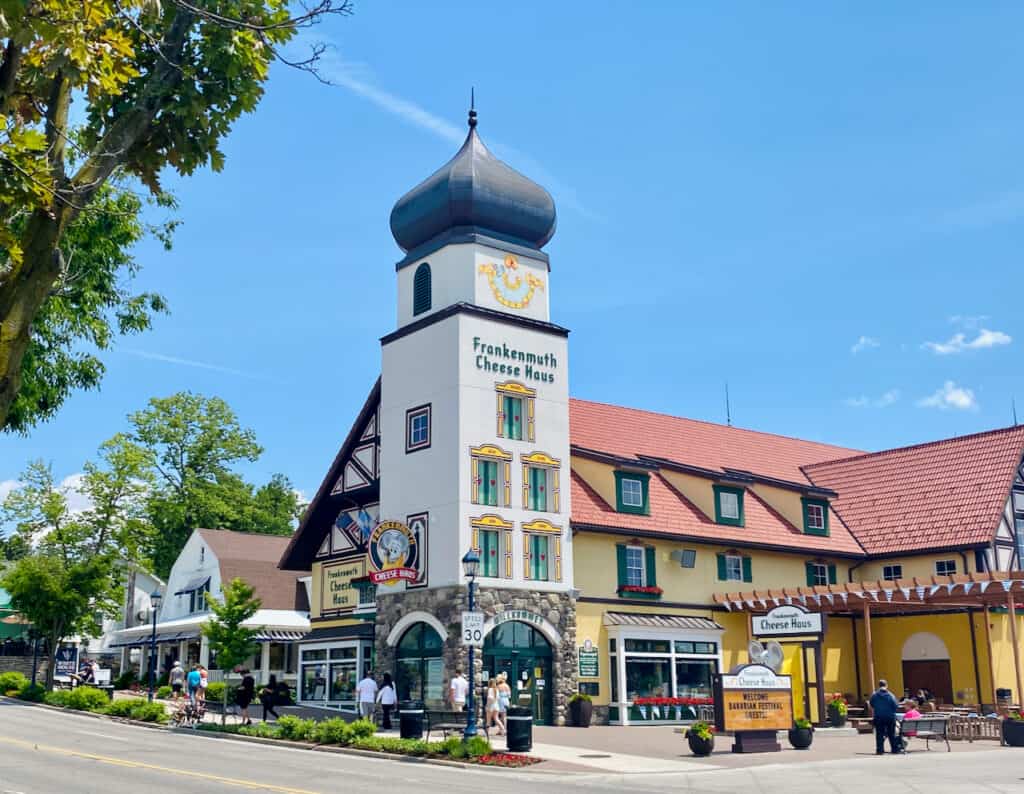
935,559,957,576
522,518,563,582
412,262,431,316
406,404,431,453
495,381,536,442
615,471,650,514
714,485,745,526
717,552,751,582
470,445,512,507
883,564,903,581
625,546,645,587
520,452,561,513
471,514,514,579
805,561,836,587
802,497,830,536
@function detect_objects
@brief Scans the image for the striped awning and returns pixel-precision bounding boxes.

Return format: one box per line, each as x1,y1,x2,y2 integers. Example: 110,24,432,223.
174,576,210,596
603,612,723,631
108,630,200,648
254,630,307,642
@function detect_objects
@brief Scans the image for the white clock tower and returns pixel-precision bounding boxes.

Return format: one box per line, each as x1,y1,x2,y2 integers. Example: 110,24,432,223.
374,106,576,725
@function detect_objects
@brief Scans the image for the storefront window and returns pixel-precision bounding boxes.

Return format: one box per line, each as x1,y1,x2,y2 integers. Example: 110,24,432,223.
301,663,327,701
330,663,355,701
625,639,670,653
675,659,715,698
396,623,444,707
626,658,671,699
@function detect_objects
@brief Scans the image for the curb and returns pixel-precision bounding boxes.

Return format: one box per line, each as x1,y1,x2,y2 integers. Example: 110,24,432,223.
1,694,169,732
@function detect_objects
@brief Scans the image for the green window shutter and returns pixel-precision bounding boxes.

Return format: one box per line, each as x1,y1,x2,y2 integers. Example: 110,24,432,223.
480,460,498,506
716,553,727,581
645,546,657,587
828,564,837,585
617,545,628,587
504,396,523,440
529,467,547,511
741,556,753,583
412,263,432,316
530,535,548,580
805,562,816,587
480,530,498,578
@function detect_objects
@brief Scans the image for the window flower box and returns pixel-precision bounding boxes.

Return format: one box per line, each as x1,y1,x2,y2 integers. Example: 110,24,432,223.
616,584,663,600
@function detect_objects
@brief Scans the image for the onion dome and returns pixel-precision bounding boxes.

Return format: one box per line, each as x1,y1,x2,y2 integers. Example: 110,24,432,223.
390,107,557,253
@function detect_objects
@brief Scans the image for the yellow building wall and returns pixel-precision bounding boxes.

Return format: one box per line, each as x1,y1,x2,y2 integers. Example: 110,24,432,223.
570,457,618,508
857,552,975,581
310,561,322,619
987,611,1024,699
658,470,715,519
749,483,805,530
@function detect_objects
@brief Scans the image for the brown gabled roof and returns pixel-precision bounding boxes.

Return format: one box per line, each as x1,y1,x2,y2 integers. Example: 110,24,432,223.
569,398,861,482
804,425,1024,555
197,529,305,611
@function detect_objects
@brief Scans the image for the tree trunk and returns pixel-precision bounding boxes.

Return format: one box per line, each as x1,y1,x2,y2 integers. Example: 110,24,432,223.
44,635,59,691
0,211,65,431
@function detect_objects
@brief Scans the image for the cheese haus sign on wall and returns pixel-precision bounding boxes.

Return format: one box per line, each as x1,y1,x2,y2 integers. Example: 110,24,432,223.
751,604,823,637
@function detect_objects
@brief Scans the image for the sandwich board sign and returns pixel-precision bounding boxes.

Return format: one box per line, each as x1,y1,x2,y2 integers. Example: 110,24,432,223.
713,663,793,753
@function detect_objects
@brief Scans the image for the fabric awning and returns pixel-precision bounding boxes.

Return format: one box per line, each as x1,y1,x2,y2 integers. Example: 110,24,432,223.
109,629,200,648
254,630,307,642
173,576,210,596
603,612,723,631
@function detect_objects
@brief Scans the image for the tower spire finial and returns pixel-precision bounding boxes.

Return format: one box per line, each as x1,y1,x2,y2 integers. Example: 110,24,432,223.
468,87,477,129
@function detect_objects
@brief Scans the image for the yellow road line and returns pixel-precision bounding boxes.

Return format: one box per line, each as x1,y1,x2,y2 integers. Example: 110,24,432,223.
0,735,320,794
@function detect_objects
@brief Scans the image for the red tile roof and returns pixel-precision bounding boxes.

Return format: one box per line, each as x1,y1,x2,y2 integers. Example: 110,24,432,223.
571,471,864,556
803,426,1024,555
570,399,861,482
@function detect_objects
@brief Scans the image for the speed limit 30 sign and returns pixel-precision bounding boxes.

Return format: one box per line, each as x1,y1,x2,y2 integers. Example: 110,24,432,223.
461,611,484,647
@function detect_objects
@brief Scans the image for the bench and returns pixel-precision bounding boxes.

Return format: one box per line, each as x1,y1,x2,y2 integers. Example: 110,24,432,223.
425,709,471,741
901,716,951,752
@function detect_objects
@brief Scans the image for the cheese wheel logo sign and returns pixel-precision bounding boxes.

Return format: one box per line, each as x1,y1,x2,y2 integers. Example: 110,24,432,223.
368,520,420,586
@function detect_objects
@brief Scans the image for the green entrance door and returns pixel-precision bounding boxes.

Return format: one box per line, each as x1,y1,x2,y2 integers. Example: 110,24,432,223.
484,622,553,725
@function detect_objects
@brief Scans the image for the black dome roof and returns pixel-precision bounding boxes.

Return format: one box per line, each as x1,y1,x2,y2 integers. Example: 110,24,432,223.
390,114,557,253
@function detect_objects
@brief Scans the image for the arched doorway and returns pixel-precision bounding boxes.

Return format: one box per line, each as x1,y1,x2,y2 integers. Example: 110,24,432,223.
484,621,553,725
395,622,444,708
901,632,953,704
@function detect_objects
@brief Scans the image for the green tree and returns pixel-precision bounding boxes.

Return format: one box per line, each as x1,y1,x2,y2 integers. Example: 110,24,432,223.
0,442,154,689
202,577,261,724
0,0,353,432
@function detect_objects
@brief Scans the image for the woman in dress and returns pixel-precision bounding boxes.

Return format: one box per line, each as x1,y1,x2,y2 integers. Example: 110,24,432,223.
484,677,500,736
496,672,512,736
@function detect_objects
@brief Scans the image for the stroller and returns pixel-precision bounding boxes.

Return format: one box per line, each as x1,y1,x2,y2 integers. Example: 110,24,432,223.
171,696,206,728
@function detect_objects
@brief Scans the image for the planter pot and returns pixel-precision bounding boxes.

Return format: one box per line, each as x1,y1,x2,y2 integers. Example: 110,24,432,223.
788,727,814,749
568,698,593,728
827,706,847,728
687,732,715,757
1003,719,1024,747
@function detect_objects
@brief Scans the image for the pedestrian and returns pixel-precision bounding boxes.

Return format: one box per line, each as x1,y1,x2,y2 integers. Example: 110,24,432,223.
236,668,255,725
186,665,201,703
497,672,511,734
869,678,901,755
376,673,396,729
260,674,280,722
169,661,185,701
484,677,500,736
356,670,378,721
449,669,468,711
197,665,208,703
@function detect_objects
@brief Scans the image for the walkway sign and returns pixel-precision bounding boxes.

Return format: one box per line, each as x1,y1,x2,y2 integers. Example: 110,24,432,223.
751,604,822,637
461,611,484,647
714,663,793,753
54,644,78,677
578,638,599,678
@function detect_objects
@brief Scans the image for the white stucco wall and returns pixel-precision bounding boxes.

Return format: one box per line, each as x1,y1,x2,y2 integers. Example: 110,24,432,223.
159,531,222,622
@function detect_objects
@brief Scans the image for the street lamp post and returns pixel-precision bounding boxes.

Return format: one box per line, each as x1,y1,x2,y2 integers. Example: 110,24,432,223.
461,549,481,741
147,589,162,703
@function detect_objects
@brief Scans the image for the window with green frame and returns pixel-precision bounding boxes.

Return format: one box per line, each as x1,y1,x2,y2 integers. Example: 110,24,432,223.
615,544,657,592
614,471,649,514
529,534,549,580
479,529,500,578
805,561,837,586
502,395,523,440
802,498,829,536
477,459,499,506
716,552,752,582
713,485,744,526
527,466,548,511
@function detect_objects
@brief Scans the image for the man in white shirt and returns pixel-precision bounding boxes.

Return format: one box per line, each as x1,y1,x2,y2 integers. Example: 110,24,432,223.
356,672,379,720
449,669,469,711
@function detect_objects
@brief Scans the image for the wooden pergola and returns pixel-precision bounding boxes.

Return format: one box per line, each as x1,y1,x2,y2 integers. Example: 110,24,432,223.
713,571,1024,707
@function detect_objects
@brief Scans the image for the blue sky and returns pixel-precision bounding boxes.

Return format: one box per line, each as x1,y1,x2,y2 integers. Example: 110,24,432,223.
3,2,1023,503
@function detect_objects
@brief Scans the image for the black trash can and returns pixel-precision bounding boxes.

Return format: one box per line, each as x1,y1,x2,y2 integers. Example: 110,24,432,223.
506,706,533,752
399,700,425,739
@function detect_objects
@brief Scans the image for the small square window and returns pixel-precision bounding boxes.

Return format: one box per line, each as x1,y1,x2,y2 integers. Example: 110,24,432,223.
680,549,697,569
883,564,903,581
725,554,743,582
405,405,431,453
935,559,957,576
806,503,825,530
621,478,643,507
802,498,829,536
719,491,740,520
625,546,645,587
809,563,828,587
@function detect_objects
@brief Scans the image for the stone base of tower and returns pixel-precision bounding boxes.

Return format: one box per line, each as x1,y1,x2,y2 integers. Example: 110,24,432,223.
375,586,577,727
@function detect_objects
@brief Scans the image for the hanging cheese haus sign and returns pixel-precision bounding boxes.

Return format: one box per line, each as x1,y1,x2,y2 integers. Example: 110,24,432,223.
368,520,420,586
751,604,823,637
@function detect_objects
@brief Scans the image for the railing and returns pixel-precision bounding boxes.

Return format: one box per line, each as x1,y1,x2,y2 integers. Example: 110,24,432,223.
947,715,1002,742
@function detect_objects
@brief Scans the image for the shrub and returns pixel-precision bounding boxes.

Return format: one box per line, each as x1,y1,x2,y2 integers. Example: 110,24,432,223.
312,718,350,745
103,699,139,718
113,671,137,690
205,681,226,703
353,736,434,756
156,686,172,699
464,736,492,758
569,692,592,703
794,717,812,729
127,701,168,724
17,683,45,702
62,686,110,712
275,716,317,742
239,722,277,738
44,690,70,707
344,718,377,743
440,736,467,759
0,671,29,694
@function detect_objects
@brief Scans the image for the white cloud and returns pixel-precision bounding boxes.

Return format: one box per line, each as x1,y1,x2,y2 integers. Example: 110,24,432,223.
60,473,92,514
917,381,978,411
924,328,1012,355
851,335,880,354
119,349,276,381
0,479,20,504
844,389,900,409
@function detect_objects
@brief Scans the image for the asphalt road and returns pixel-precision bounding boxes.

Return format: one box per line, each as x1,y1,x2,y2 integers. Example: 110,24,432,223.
2,700,1024,794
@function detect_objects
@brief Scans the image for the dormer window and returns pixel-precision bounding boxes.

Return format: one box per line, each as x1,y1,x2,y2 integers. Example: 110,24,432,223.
713,485,745,527
614,471,649,515
802,498,829,536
